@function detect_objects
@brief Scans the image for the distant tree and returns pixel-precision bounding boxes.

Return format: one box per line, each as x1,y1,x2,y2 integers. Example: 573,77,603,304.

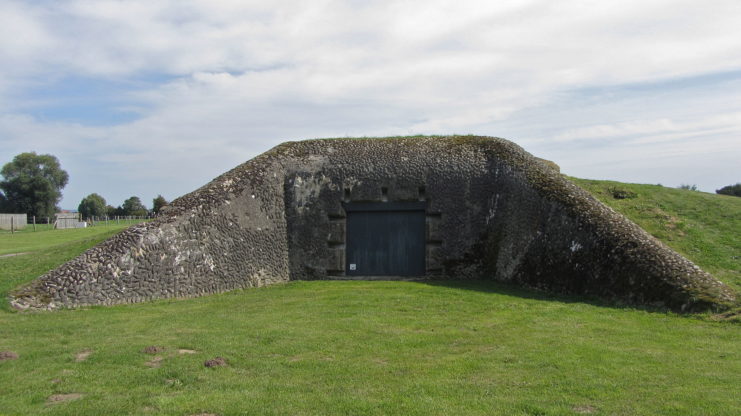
152,194,168,215
121,196,147,216
78,193,107,219
716,183,741,197
678,184,698,191
0,152,69,217
106,205,124,217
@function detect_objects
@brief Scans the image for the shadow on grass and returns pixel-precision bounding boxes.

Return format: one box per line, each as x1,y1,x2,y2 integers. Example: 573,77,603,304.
417,278,689,316
424,279,739,322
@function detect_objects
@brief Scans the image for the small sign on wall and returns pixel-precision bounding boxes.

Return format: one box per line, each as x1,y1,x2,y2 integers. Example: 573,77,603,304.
349,263,357,271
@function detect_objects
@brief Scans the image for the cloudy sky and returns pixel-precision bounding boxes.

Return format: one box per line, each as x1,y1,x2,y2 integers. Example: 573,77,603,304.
1,0,740,209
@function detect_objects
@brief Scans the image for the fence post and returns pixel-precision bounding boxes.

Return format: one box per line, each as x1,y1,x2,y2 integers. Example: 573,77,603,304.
33,215,36,231
10,216,14,234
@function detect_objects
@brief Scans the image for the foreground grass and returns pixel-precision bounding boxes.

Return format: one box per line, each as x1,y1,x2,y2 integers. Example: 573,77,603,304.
571,178,741,292
1,280,739,416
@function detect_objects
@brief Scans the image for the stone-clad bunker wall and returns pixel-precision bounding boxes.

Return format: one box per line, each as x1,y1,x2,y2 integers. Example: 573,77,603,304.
10,136,736,311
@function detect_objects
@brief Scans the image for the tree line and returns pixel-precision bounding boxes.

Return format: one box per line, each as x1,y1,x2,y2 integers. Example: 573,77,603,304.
715,183,741,197
0,152,169,220
78,193,169,219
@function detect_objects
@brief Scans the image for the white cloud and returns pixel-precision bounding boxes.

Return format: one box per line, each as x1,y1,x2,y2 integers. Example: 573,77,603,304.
0,0,740,205
3,0,740,82
553,112,741,144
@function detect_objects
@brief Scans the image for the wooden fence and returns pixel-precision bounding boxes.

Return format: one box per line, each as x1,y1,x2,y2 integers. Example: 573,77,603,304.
0,214,152,233
0,213,27,231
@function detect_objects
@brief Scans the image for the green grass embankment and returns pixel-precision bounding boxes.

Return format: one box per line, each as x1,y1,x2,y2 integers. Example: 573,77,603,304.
571,178,741,293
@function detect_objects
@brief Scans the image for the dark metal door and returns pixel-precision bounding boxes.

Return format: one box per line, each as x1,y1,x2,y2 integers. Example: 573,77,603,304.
345,203,425,276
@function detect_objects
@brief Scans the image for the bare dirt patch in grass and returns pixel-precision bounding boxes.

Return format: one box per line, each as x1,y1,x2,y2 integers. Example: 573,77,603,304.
47,393,83,404
0,351,18,361
573,405,597,414
0,252,30,258
165,378,183,387
204,357,227,368
145,356,164,368
142,345,165,354
75,349,92,362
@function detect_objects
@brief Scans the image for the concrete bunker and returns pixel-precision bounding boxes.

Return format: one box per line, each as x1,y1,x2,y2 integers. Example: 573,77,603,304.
10,136,736,311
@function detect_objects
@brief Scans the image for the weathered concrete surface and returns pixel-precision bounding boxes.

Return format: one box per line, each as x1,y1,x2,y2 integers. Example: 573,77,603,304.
9,136,737,311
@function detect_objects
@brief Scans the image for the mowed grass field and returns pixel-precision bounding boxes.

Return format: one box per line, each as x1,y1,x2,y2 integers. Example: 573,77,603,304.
1,182,740,415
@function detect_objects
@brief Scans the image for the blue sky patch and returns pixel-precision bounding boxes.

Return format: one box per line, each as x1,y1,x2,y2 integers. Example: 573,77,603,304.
19,73,177,126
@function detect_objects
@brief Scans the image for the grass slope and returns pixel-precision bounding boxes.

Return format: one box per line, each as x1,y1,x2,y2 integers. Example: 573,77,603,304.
0,182,739,415
570,178,741,292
